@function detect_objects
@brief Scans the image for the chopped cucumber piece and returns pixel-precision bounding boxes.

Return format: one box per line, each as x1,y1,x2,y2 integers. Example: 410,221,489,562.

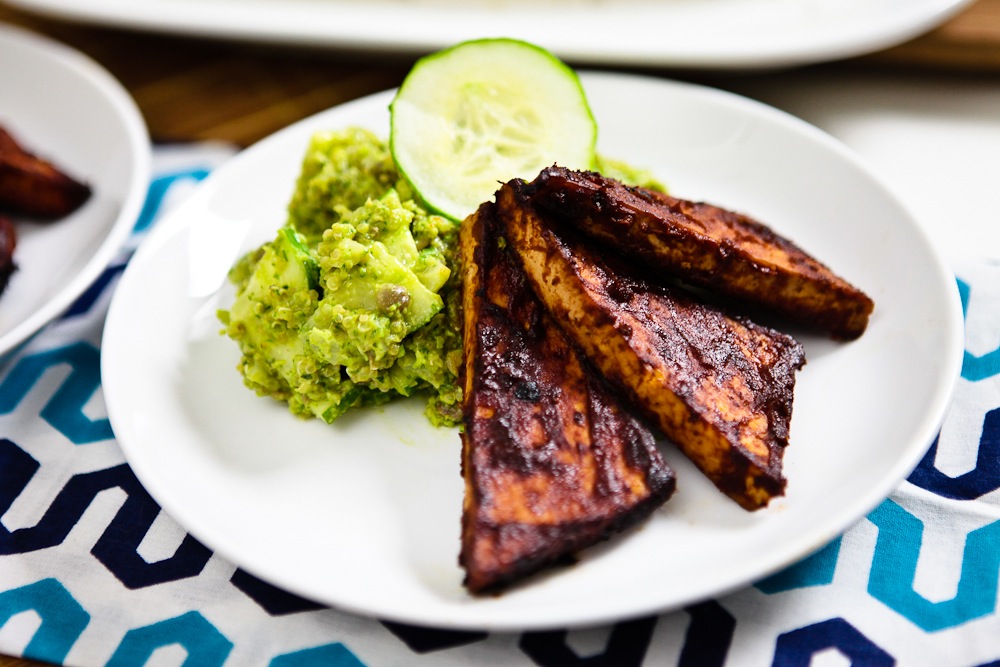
317,240,443,333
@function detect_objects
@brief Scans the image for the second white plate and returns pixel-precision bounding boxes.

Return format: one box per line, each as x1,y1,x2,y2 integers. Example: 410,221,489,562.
0,25,150,358
102,72,963,631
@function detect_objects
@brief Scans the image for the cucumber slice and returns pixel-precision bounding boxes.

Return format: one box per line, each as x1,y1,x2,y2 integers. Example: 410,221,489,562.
390,38,597,222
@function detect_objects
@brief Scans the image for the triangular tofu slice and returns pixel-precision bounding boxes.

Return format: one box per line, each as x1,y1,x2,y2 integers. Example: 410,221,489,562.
497,180,805,511
527,166,873,340
458,200,676,594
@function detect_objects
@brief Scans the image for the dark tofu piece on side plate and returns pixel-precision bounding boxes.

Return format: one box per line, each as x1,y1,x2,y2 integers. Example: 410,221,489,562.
0,126,91,220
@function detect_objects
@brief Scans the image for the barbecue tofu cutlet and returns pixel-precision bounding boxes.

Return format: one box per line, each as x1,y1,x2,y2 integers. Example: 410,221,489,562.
526,166,874,340
497,181,805,511
458,200,676,594
0,127,91,219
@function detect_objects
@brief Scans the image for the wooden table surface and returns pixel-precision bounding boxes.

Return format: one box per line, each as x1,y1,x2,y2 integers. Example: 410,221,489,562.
2,0,1000,149
0,0,998,665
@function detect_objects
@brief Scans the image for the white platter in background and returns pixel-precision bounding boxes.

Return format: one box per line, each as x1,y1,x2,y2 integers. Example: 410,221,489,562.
3,0,976,69
101,72,964,631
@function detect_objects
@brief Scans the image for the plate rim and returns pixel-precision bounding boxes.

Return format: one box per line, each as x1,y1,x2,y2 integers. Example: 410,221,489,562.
102,72,966,631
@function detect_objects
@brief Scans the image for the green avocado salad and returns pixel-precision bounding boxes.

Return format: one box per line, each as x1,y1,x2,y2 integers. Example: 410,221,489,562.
219,128,464,427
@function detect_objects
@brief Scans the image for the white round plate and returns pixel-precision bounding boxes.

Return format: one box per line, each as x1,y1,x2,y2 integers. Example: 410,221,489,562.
0,25,150,358
5,0,975,70
102,72,964,631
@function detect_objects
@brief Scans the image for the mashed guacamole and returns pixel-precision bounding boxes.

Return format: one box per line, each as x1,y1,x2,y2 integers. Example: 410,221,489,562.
219,127,463,427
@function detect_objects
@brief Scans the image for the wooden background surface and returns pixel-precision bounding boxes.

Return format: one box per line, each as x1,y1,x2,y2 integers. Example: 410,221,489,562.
2,0,1000,149
0,0,998,664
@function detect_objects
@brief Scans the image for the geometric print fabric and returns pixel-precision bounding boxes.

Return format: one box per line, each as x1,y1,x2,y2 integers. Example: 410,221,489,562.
1,146,1000,666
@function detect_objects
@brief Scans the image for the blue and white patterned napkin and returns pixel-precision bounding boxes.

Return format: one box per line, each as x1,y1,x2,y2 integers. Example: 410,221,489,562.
1,145,998,666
